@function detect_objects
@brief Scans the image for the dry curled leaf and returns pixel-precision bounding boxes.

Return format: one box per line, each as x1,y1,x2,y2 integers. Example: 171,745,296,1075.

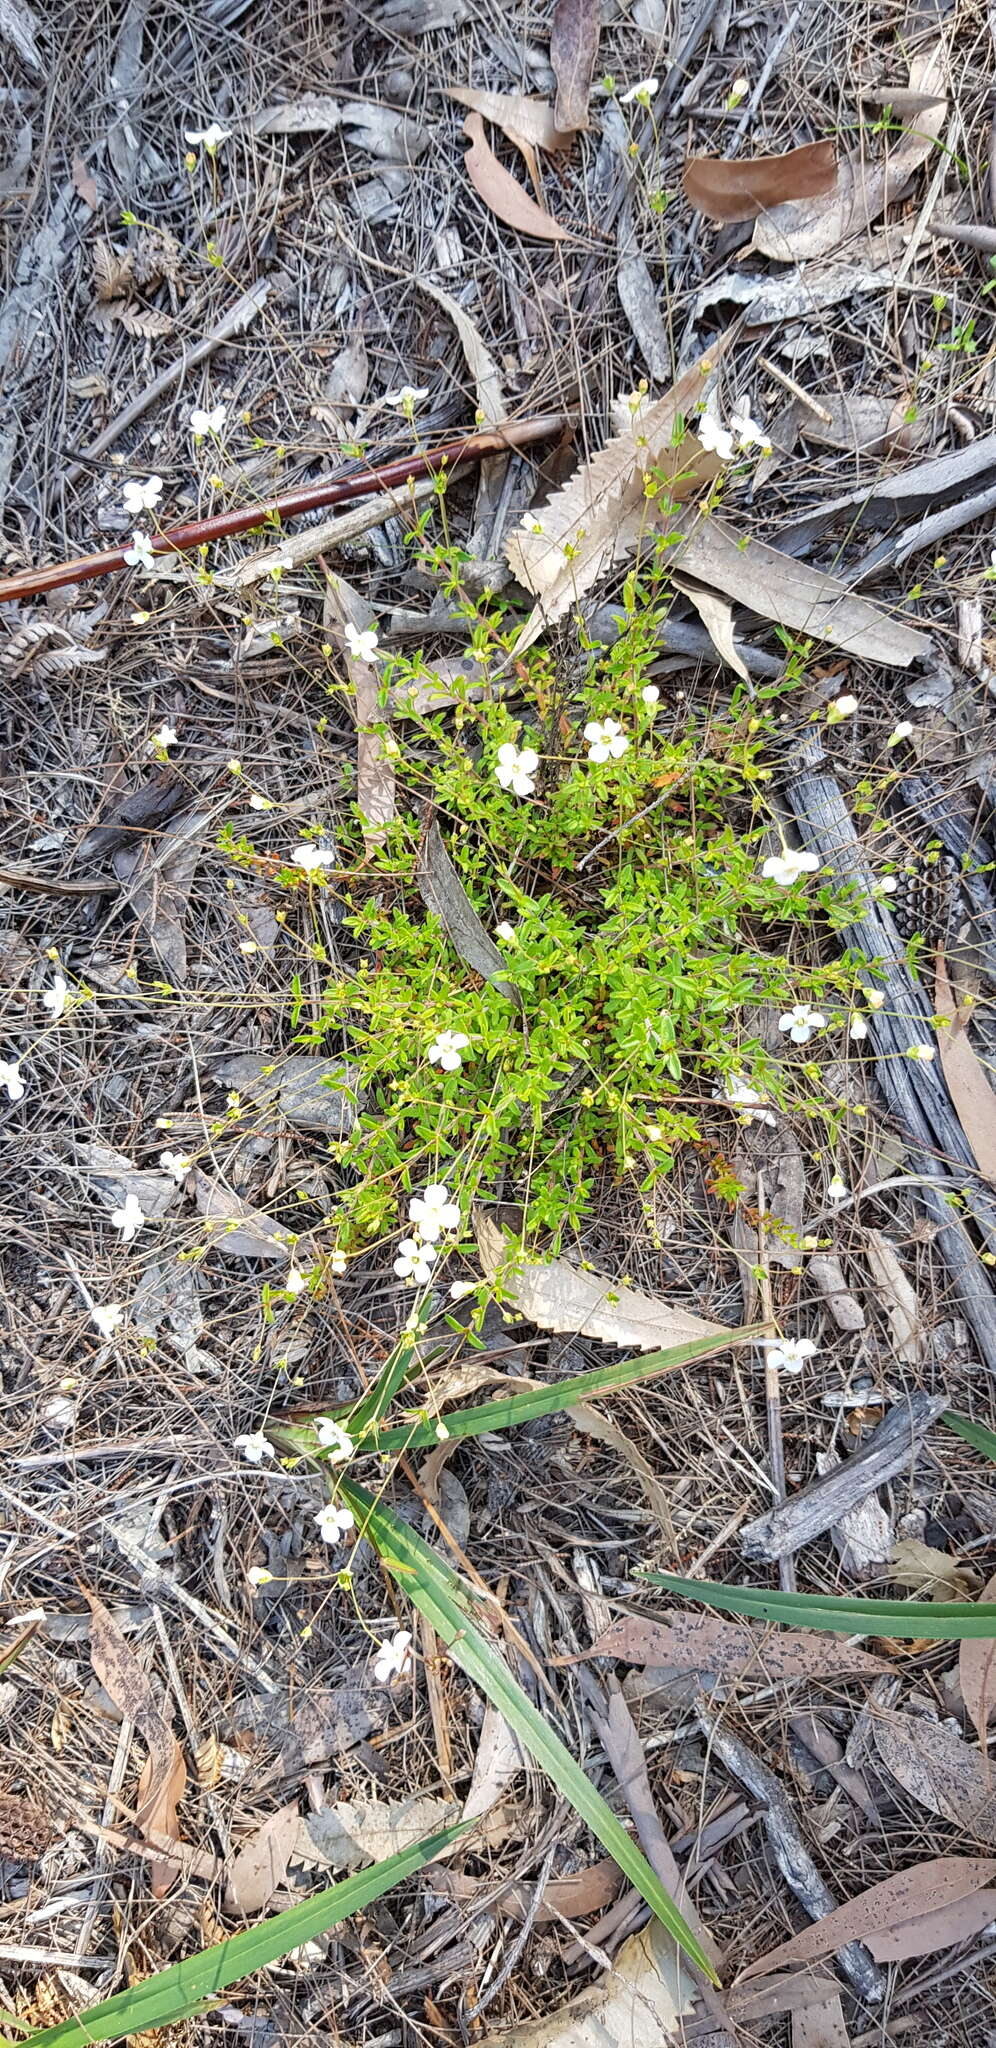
416,818,517,1000
227,1803,300,1915
743,1856,996,1978
935,953,996,1186
550,0,599,133
84,1590,186,1895
462,111,569,241
445,85,570,157
92,238,135,301
960,1569,996,1746
872,1709,996,1844
890,1537,981,1602
475,1210,729,1349
683,139,837,224
588,1613,887,1684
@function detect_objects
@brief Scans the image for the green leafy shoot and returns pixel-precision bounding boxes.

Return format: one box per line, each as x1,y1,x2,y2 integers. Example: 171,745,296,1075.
340,1479,720,1984
643,1570,996,1640
942,1409,996,1466
5,1825,465,2048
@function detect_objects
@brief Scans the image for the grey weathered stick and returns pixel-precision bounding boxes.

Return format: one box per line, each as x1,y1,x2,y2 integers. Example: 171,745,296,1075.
739,1391,948,1562
696,1702,886,2003
416,817,519,1003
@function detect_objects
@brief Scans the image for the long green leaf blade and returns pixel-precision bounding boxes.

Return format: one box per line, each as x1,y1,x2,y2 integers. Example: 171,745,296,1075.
11,1825,463,2048
341,1480,719,1984
643,1571,996,1640
942,1409,996,1465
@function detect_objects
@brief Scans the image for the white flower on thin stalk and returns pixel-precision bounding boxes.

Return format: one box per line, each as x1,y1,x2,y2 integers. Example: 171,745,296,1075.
826,694,859,723
0,1058,24,1102
696,414,734,461
620,77,659,102
236,1430,275,1465
862,987,885,1009
291,843,333,873
887,721,914,747
384,385,429,409
41,975,68,1020
91,1303,124,1340
761,848,820,888
394,1238,437,1285
150,722,178,754
641,684,660,706
189,404,226,438
778,1003,826,1045
495,921,516,943
427,1031,469,1073
827,1175,849,1203
373,1629,413,1684
520,512,546,536
284,1265,311,1296
123,530,156,573
449,1279,477,1301
730,409,772,457
247,1566,274,1587
343,622,379,663
849,1012,869,1040
584,719,629,763
316,1417,354,1463
314,1502,355,1544
159,1149,191,1183
906,1042,936,1063
328,1250,347,1277
409,1184,461,1241
110,1191,145,1242
872,875,897,899
764,1336,817,1374
185,123,231,152
713,1074,776,1127
495,742,540,797
122,476,163,516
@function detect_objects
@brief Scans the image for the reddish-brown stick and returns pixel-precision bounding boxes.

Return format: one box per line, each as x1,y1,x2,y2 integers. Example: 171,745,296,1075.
0,412,568,605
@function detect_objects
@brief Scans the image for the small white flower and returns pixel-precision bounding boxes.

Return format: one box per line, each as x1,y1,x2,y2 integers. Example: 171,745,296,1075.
249,792,273,810
641,684,660,706
697,414,734,461
827,1175,849,1202
906,1042,936,1063
373,1629,413,1684
714,1074,777,1127
328,1250,347,1277
150,722,178,753
159,1149,191,1183
646,1123,663,1140
41,975,68,1020
247,1566,274,1586
123,529,156,572
189,404,226,438
887,721,914,747
344,622,379,662
122,475,163,516
409,1184,461,1241
764,1336,817,1374
394,1237,437,1284
292,843,333,873
449,1279,477,1300
384,385,429,409
130,610,151,625
316,1417,355,1463
91,1303,124,1339
849,1012,869,1040
284,1266,311,1295
427,1030,470,1073
0,1058,25,1102
520,512,546,536
236,1431,275,1464
314,1502,355,1543
620,77,659,102
185,122,231,151
728,75,749,105
495,742,540,797
584,718,629,763
110,1191,145,1242
872,875,897,899
495,920,516,942
863,987,885,1010
761,848,820,888
778,1003,826,1046
730,409,772,456
827,694,859,722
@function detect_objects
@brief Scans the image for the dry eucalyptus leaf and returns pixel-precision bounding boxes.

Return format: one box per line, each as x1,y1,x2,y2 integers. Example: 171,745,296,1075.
890,1537,981,1602
253,97,343,134
78,1143,179,1222
418,278,505,427
960,1568,996,1745
416,818,517,1000
115,806,210,985
673,576,749,682
481,1916,694,2045
683,139,837,224
463,111,570,241
342,100,430,160
325,571,395,852
463,1703,527,1822
300,1794,457,1874
873,1709,996,1843
744,1856,996,1979
549,0,599,133
589,1614,887,1684
445,86,570,158
227,1803,300,1915
864,1230,924,1362
869,1885,996,1964
84,1591,186,1896
435,1858,620,1925
935,953,996,1185
192,1170,295,1261
475,1210,730,1349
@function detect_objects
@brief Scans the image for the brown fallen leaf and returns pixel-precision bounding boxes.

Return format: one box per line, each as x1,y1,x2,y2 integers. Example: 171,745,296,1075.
417,818,517,1001
741,1856,996,1979
418,277,505,427
227,1803,301,1915
84,1591,186,1896
792,1993,850,2048
869,1885,996,1963
445,85,570,159
549,0,599,133
872,1709,996,1844
890,1537,981,1602
71,153,98,209
462,111,570,242
588,1613,888,1684
935,952,996,1185
864,1230,924,1362
674,577,749,683
754,44,947,261
683,139,837,224
325,571,394,853
114,805,211,985
960,1568,996,1747
434,1857,621,1924
300,1793,457,1873
475,1209,731,1350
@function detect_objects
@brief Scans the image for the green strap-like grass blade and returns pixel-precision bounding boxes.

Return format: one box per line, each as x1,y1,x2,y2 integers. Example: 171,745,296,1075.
340,1479,719,1985
942,1409,996,1465
643,1571,996,1639
7,1824,464,2048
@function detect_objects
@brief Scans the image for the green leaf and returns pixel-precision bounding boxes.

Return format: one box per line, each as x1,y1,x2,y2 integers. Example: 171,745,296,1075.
643,1571,996,1640
10,1824,464,2048
340,1479,719,1984
942,1408,996,1466
350,1322,426,1438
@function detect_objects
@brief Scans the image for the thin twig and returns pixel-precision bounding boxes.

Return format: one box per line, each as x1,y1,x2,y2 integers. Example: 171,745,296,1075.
756,1173,795,1594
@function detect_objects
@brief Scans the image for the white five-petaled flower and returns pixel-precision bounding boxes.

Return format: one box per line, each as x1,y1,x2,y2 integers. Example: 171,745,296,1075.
778,1003,826,1045
189,404,227,438
91,1302,124,1339
449,1278,477,1301
906,1042,936,1063
863,987,885,1010
849,1012,869,1040
284,1266,311,1296
373,1629,413,1684
344,622,379,663
328,1250,347,1276
41,975,68,1020
827,1175,849,1203
764,1336,817,1374
520,512,546,535
872,875,897,899
384,385,429,409
185,122,231,151
409,1183,461,1241
620,76,659,102
427,1030,469,1073
729,408,772,456
827,694,859,722
123,529,156,572
247,1566,274,1586
316,1417,355,1463
584,718,629,763
495,920,516,942
641,684,660,706
0,1058,24,1102
314,1501,355,1543
111,1191,145,1242
887,721,914,747
697,413,735,461
495,742,540,797
714,1074,776,1127
394,1238,437,1284
761,848,820,888
236,1431,275,1465
292,843,333,873
122,475,163,516
159,1149,191,1183
151,722,178,753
